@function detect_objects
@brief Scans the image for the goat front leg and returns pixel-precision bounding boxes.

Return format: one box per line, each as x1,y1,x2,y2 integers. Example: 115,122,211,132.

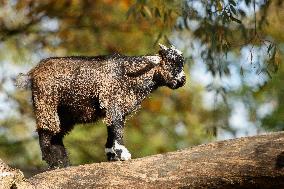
105,112,131,161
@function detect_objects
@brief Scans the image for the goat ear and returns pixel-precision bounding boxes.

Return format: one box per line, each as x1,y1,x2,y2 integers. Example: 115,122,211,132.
159,43,168,51
170,45,182,55
145,56,161,65
125,56,159,77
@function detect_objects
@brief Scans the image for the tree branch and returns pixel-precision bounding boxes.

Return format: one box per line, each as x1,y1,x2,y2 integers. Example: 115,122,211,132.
1,132,284,188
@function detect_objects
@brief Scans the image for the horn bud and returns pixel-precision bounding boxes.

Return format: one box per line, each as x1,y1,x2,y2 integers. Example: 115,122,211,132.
170,45,182,55
159,43,168,51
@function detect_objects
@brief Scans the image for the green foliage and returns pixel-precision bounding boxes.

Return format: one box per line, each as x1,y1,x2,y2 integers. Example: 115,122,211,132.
130,0,281,79
0,0,283,176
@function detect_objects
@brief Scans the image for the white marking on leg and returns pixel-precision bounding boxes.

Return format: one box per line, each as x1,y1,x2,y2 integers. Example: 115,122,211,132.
105,140,131,160
105,147,115,154
114,141,131,160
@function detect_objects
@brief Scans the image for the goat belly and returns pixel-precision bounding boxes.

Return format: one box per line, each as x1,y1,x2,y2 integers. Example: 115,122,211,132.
58,98,105,124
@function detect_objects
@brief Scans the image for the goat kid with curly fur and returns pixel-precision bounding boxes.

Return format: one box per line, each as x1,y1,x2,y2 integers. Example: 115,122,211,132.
16,44,186,168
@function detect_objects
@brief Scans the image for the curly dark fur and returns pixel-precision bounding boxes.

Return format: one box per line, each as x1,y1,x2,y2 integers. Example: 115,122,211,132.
16,44,186,168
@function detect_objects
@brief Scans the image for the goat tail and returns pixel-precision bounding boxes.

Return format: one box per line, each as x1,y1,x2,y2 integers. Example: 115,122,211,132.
15,73,31,89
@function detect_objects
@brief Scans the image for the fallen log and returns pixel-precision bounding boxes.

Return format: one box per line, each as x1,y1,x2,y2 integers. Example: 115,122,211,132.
1,132,284,189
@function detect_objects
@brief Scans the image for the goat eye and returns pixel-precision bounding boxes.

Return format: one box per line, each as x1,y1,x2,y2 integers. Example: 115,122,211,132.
177,58,184,65
176,67,182,73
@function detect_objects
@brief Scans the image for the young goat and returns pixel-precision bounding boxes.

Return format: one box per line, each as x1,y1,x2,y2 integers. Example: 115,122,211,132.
16,44,186,168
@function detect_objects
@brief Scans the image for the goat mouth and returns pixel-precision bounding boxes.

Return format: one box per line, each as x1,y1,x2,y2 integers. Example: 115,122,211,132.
168,77,186,89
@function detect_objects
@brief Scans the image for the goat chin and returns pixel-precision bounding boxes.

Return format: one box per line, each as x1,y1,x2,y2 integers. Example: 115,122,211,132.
167,78,186,89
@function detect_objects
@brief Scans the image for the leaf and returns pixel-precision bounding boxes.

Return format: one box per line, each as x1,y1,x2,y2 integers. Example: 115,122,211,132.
217,0,223,12
140,10,146,17
154,7,161,18
229,0,237,6
224,66,230,76
271,46,276,59
267,44,273,54
266,69,272,79
230,5,237,15
184,17,190,29
164,12,168,23
154,32,163,45
239,9,246,17
230,16,242,24
126,4,136,19
143,6,152,18
240,66,244,76
206,83,213,91
222,12,230,23
269,47,280,73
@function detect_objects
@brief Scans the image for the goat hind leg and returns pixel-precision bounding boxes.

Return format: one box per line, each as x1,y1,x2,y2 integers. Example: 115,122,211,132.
51,132,70,167
38,130,70,168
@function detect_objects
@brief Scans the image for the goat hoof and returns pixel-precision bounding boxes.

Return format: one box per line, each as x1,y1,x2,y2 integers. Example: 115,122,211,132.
105,141,131,161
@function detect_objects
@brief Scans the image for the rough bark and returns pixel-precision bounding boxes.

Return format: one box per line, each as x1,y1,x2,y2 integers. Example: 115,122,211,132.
1,132,284,189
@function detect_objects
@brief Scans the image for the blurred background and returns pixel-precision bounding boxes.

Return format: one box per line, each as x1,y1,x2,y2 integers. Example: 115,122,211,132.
0,0,283,177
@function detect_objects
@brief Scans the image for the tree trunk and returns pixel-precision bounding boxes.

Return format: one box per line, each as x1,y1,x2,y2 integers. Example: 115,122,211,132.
1,132,284,189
